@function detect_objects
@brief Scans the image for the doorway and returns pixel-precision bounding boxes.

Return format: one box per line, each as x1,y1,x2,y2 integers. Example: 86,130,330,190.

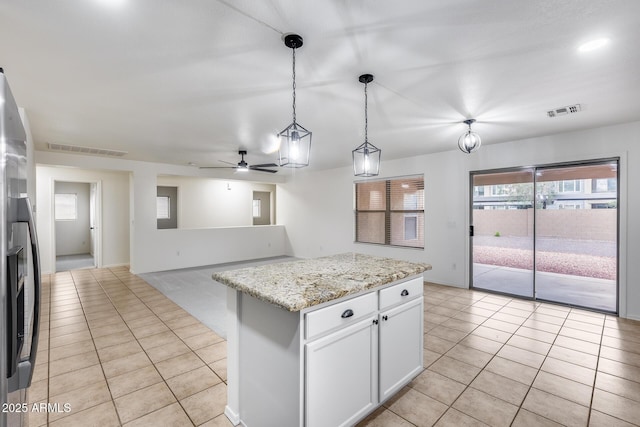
470,159,618,313
53,180,102,272
252,191,272,225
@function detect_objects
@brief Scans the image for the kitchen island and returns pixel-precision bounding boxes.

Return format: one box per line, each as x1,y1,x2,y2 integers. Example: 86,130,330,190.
212,253,431,427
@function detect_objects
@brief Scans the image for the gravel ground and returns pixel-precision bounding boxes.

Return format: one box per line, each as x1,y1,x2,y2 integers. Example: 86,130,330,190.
473,235,616,257
473,246,616,280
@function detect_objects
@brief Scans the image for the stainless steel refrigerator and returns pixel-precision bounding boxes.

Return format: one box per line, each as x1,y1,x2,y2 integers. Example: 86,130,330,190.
0,68,41,427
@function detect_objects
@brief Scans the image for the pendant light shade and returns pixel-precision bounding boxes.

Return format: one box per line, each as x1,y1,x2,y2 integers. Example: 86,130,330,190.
458,119,482,154
278,34,311,168
353,74,381,177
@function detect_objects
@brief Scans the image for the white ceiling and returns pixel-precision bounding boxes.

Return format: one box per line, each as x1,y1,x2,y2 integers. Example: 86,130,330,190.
1,0,639,172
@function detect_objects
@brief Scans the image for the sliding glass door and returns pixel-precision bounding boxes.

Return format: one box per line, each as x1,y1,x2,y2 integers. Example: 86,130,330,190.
534,162,618,312
471,169,535,298
470,159,618,313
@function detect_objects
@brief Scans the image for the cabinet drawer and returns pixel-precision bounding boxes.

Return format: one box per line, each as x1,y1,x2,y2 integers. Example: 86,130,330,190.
306,292,377,340
379,277,423,310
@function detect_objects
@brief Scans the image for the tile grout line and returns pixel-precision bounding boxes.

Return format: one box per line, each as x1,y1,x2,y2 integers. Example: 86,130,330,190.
44,270,148,426
93,268,225,426
509,304,571,426
88,269,184,427
425,291,599,426
585,315,605,427
419,292,521,426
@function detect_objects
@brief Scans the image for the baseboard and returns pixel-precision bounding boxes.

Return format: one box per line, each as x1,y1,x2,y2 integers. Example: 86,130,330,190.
225,406,240,426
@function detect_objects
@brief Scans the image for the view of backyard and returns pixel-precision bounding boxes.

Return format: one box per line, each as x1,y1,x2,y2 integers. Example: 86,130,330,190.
473,235,616,280
471,162,618,312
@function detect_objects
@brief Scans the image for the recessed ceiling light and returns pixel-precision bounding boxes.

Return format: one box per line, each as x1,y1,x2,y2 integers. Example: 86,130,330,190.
578,38,609,53
94,0,126,8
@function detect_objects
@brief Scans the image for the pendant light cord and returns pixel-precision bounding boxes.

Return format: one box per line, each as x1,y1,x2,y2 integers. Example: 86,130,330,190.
364,81,368,143
292,46,297,124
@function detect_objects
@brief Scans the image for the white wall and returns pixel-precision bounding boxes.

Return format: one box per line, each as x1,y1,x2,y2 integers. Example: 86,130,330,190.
132,169,284,273
157,176,276,228
54,181,90,256
36,151,286,274
36,166,130,273
278,121,640,320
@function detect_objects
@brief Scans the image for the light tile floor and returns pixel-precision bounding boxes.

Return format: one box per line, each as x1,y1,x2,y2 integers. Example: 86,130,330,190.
30,267,640,426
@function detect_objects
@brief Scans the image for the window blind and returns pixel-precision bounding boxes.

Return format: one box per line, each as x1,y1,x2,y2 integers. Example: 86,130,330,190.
55,193,78,221
355,175,424,248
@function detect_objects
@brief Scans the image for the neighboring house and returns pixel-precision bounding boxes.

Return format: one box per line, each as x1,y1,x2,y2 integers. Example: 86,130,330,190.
473,178,617,210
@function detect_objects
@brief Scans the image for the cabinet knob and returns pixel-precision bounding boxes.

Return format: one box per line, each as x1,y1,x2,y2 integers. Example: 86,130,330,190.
401,289,409,297
341,309,354,319
373,319,378,325
382,315,388,321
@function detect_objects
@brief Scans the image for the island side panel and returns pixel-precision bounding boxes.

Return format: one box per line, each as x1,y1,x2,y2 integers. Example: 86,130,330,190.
238,292,302,427
225,288,241,425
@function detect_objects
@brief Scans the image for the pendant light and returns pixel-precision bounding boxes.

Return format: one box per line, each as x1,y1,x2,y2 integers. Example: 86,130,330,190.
352,74,381,177
458,119,482,154
278,34,311,168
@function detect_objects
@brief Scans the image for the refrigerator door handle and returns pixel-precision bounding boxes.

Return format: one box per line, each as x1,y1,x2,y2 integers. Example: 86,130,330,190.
14,196,41,390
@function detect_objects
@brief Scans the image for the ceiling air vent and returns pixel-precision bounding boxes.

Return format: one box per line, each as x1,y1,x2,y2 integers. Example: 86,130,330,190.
47,143,128,157
547,104,581,118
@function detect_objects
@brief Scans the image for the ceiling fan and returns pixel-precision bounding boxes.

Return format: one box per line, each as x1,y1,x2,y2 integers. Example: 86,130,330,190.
199,150,278,173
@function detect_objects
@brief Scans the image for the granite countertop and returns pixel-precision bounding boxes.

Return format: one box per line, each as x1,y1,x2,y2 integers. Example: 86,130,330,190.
211,253,431,312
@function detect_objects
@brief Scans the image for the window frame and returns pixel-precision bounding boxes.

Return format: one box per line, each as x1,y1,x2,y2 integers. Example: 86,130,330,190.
354,175,424,249
54,193,78,221
156,196,171,219
403,214,418,241
252,199,261,218
558,179,582,193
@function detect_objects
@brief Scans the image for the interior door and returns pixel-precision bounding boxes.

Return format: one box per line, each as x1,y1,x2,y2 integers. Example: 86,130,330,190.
534,161,618,312
471,169,535,297
90,182,96,265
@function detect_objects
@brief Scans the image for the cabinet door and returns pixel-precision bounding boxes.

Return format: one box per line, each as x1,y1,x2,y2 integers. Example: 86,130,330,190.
379,297,423,401
305,316,377,427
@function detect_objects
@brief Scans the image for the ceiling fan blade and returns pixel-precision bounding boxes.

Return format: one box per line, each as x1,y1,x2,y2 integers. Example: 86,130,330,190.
219,160,237,166
250,167,278,173
199,166,238,169
251,163,279,168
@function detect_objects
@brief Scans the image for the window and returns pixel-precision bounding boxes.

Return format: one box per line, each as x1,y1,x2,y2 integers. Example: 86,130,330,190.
592,178,617,193
558,203,580,210
253,199,261,218
404,215,418,240
156,196,170,219
54,194,77,220
491,185,509,196
355,175,424,248
558,180,582,193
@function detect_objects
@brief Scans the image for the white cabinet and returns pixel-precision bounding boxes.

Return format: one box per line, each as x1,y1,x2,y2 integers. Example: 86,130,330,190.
225,275,423,427
304,277,424,425
379,297,424,400
305,316,378,427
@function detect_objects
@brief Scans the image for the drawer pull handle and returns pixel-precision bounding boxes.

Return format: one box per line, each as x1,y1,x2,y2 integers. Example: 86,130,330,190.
401,289,409,297
341,309,354,319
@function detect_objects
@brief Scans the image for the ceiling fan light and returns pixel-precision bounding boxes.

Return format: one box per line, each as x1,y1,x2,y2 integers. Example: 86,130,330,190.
458,119,482,154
